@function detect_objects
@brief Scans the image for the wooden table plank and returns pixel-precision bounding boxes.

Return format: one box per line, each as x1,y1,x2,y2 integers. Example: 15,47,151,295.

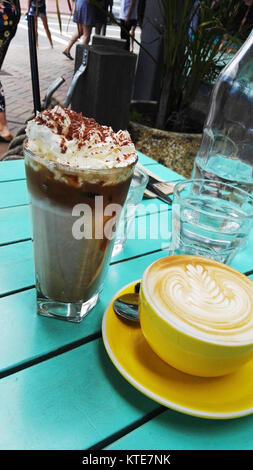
137,151,157,166
0,197,172,248
0,197,172,246
0,250,168,374
0,180,28,209
0,152,179,195
0,193,252,374
231,238,253,274
1,217,252,299
105,407,253,450
0,208,173,296
0,240,34,295
0,160,26,182
0,160,176,246
142,162,184,181
1,158,253,452
0,158,180,212
0,206,30,246
0,260,252,379
0,338,159,450
0,152,153,185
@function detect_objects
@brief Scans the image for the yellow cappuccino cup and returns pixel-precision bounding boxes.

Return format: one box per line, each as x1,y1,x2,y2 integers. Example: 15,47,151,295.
139,255,253,377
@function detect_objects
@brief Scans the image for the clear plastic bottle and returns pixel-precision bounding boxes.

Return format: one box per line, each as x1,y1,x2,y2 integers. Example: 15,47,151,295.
192,30,253,193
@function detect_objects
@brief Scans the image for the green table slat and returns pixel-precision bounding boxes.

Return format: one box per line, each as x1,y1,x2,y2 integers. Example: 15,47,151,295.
0,157,180,212
143,162,185,181
0,247,252,377
0,338,158,450
0,180,28,209
137,150,157,166
0,208,173,296
113,209,172,263
0,152,153,186
0,161,176,246
105,408,253,450
1,215,253,299
231,237,253,273
0,153,155,210
1,158,253,451
0,206,30,246
0,240,34,294
0,160,26,182
0,195,171,246
0,250,167,374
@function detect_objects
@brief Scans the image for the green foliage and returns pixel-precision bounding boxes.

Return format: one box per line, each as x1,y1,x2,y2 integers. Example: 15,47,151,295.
155,0,249,130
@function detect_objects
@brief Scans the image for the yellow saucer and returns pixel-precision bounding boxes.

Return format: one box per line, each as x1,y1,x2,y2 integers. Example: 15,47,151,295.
102,281,253,420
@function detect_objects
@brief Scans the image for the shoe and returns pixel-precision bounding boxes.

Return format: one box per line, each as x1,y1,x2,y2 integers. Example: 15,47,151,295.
0,134,12,143
62,51,74,60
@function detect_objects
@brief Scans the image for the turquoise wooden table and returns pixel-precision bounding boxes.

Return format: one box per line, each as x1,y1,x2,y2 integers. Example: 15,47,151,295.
0,153,253,451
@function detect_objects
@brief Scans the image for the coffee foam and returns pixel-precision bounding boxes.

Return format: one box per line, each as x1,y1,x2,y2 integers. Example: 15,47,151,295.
144,256,253,345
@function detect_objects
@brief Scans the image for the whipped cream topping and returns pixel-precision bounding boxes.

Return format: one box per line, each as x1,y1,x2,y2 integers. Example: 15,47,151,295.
145,256,253,344
25,106,137,169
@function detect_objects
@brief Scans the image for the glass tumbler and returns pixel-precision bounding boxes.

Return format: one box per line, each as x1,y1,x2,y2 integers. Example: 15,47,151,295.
24,148,136,322
170,179,253,264
112,165,148,257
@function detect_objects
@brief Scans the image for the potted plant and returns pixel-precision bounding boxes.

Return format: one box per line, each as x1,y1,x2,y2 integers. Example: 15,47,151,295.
130,0,252,176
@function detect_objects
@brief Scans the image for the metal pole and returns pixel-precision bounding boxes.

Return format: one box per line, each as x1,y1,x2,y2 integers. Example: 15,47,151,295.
27,14,41,113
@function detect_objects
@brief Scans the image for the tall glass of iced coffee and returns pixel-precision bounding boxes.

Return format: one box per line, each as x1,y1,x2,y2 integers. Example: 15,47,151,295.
24,107,137,322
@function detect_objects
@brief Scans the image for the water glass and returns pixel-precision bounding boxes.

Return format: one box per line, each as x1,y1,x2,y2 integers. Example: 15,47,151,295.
170,179,253,264
112,165,148,257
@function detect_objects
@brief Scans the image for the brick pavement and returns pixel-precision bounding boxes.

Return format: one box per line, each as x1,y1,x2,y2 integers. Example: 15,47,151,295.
0,15,75,159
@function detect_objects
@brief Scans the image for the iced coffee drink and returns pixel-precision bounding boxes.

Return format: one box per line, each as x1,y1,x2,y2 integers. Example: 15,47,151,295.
25,106,137,322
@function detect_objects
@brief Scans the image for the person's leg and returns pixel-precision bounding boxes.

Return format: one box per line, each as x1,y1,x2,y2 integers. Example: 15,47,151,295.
63,23,82,58
41,15,53,48
0,15,19,68
0,2,20,141
0,21,20,141
0,113,12,141
95,23,102,35
81,24,92,45
130,25,136,53
109,1,113,15
0,37,12,70
0,81,12,141
120,20,131,50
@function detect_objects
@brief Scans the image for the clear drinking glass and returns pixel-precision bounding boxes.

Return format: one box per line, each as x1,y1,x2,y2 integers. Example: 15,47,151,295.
112,165,148,257
24,148,136,322
170,179,253,264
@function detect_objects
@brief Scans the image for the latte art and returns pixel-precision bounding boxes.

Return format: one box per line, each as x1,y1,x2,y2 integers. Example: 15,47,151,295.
145,256,253,344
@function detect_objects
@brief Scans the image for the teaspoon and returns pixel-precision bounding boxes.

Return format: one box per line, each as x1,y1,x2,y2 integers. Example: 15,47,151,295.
113,282,140,323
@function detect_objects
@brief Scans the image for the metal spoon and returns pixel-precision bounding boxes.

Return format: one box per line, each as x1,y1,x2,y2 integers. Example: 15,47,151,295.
113,282,140,323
